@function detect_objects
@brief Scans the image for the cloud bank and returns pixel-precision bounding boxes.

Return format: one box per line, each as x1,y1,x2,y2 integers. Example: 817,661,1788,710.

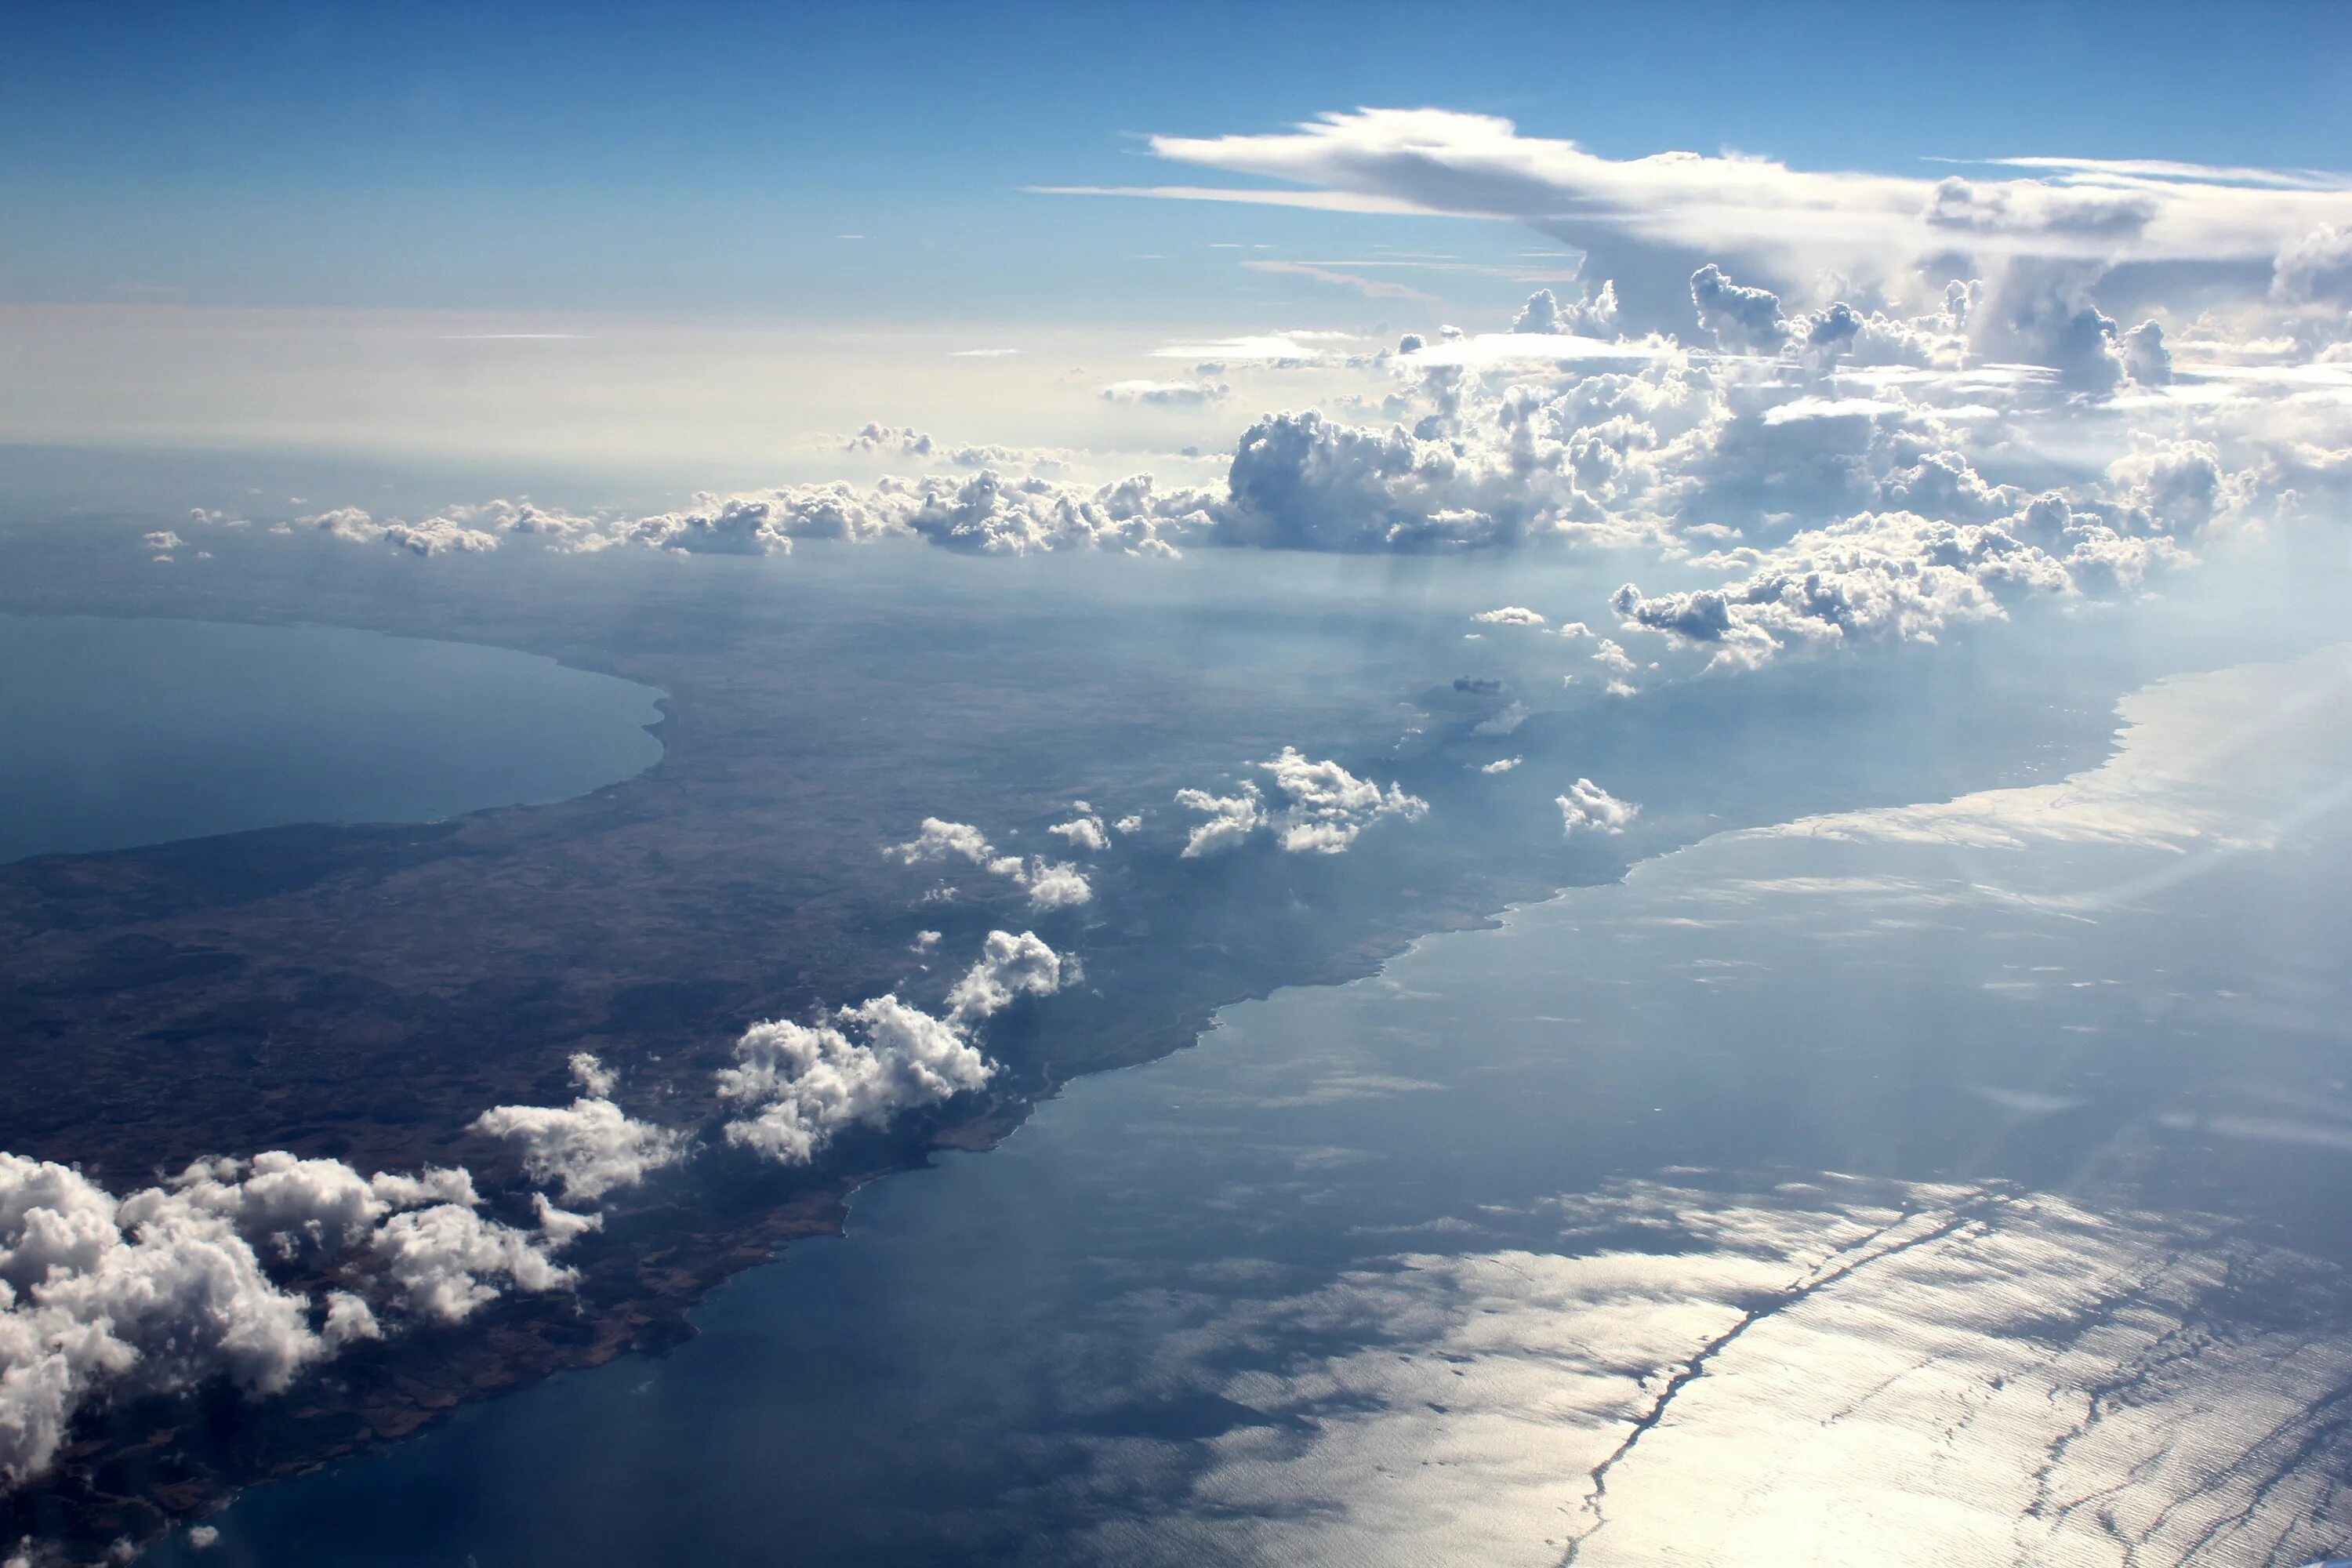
0,1150,590,1488
177,112,2352,700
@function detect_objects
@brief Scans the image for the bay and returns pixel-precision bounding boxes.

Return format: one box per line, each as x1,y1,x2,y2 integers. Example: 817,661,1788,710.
0,614,665,863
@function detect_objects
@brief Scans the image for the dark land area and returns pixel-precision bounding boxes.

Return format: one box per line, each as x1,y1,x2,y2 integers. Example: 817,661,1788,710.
0,514,2158,1557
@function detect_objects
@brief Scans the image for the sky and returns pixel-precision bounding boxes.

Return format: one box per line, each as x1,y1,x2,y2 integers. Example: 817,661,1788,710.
6,1,2351,322
3,0,2350,586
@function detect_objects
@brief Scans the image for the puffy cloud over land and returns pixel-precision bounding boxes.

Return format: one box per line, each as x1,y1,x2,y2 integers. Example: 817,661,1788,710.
891,818,1093,911
1047,810,1111,852
0,1149,589,1488
473,1054,687,1203
1557,779,1640,835
717,931,1072,1165
944,928,1073,1030
1178,749,1429,857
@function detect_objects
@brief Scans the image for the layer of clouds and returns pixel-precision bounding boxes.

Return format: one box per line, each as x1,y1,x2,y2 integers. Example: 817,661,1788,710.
837,423,1083,475
177,115,2352,700
216,280,2334,671
1607,484,2201,671
717,931,1072,1166
1099,379,1231,406
1138,109,2352,281
1177,749,1429,858
614,472,1218,559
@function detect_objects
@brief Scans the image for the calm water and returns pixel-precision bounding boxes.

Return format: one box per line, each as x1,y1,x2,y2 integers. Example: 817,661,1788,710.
162,648,2352,1567
0,615,664,862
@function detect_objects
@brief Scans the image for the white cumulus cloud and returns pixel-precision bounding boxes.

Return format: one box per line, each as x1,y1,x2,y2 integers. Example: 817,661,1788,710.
1178,750,1430,857
717,931,1071,1165
1557,779,1640,835
0,1147,589,1488
472,1054,686,1203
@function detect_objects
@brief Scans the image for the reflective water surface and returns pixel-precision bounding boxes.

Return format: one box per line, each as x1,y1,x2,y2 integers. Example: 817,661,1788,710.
0,614,664,863
161,647,2352,1566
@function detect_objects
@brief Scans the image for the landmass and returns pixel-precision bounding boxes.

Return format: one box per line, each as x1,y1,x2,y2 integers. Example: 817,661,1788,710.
0,521,2135,1559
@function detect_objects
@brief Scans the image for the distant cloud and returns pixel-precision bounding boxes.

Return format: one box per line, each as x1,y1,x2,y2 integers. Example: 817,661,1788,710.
837,423,1080,474
1127,109,2352,278
180,176,2347,684
297,507,502,557
1100,379,1232,405
1147,333,1350,365
1472,606,1548,627
1242,258,1439,304
1472,701,1530,737
1761,396,1908,425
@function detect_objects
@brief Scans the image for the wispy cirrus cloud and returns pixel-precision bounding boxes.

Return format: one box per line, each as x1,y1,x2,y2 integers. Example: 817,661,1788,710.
1054,109,2352,289
1241,258,1440,304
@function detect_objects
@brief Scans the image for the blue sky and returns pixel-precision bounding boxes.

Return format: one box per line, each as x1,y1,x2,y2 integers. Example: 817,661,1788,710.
8,0,2350,321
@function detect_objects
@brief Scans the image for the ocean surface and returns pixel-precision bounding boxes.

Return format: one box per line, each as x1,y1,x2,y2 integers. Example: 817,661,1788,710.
0,614,664,862
157,646,2352,1567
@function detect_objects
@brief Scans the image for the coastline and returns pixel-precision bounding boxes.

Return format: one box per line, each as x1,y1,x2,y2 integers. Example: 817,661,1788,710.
0,560,2174,1562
